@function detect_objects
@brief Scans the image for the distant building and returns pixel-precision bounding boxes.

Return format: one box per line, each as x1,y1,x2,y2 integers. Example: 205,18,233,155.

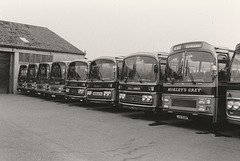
0,20,86,94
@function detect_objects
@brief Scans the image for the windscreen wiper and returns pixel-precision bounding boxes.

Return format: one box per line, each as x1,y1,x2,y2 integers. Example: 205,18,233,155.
177,62,183,76
185,63,196,85
166,69,175,84
75,74,81,81
133,67,143,83
97,69,105,81
136,71,143,83
172,62,184,84
188,72,196,85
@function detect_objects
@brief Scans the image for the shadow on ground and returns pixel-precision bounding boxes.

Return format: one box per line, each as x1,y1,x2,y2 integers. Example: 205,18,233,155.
20,93,240,139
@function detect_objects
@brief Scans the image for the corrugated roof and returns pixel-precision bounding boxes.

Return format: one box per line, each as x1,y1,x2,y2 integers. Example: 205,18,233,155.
0,20,85,55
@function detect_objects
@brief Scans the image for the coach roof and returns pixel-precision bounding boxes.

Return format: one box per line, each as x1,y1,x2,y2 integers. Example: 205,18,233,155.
0,20,85,55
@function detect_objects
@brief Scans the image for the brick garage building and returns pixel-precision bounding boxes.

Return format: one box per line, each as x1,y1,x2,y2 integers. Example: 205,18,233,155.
0,20,85,94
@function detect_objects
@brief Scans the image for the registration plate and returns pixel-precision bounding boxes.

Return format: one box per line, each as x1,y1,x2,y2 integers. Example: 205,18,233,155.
93,92,103,96
176,115,188,120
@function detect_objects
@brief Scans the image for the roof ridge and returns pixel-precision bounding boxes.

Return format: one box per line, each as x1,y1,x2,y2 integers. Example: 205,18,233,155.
0,20,47,29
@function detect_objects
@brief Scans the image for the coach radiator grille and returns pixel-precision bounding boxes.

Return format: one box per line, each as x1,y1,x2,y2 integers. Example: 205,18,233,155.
121,94,152,105
172,99,196,108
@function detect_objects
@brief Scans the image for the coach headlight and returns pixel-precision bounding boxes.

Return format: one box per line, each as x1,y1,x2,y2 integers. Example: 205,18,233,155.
32,82,37,89
162,96,171,108
198,98,205,105
78,89,85,94
233,101,240,110
197,105,211,112
162,96,170,102
119,93,126,99
103,91,111,97
206,99,211,105
142,95,152,102
163,104,169,108
198,98,212,105
66,88,70,93
227,101,234,110
22,83,26,88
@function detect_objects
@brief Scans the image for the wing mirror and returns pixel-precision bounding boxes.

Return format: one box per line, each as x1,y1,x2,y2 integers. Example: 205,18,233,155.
113,66,116,72
84,68,89,75
154,64,158,73
211,65,217,79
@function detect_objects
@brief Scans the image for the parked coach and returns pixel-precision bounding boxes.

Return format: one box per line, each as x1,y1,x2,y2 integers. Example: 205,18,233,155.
48,61,70,98
119,52,168,114
35,62,52,96
65,59,90,102
162,41,233,123
226,43,240,124
25,63,39,94
17,64,28,93
87,56,124,107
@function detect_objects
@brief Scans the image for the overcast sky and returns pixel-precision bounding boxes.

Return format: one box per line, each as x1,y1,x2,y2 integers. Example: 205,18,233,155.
0,0,239,59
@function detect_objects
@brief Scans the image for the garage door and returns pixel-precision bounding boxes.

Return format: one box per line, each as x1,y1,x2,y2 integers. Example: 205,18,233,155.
0,52,10,93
